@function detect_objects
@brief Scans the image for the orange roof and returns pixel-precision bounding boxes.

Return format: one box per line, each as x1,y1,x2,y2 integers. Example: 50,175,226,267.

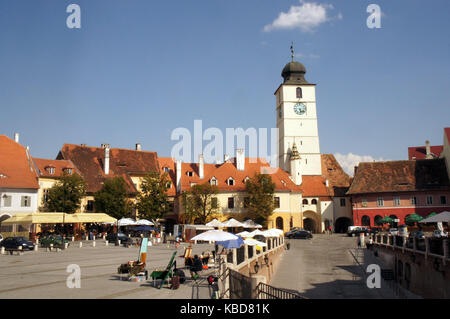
0,135,39,189
33,158,79,178
321,154,351,197
158,157,302,193
158,157,177,196
300,175,331,199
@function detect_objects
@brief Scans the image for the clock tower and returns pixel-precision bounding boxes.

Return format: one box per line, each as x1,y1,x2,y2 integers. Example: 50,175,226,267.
275,49,322,176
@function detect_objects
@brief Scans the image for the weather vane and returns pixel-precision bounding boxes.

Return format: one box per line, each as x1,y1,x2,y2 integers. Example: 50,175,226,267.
290,42,294,62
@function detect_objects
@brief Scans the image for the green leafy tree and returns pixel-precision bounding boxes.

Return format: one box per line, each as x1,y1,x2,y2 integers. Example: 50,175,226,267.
45,173,86,214
135,172,171,221
181,183,219,224
245,173,275,226
94,176,132,219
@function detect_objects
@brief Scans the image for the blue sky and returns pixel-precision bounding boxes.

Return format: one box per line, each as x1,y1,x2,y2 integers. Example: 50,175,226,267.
1,0,449,174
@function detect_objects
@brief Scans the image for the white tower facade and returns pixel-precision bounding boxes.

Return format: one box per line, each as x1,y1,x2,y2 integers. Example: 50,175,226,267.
275,57,322,176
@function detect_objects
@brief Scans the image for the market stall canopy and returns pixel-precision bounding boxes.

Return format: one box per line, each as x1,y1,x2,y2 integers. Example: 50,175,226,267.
135,219,154,226
419,211,450,223
118,218,137,226
222,218,245,228
190,230,239,242
241,219,263,229
1,212,117,224
206,219,225,227
217,237,244,249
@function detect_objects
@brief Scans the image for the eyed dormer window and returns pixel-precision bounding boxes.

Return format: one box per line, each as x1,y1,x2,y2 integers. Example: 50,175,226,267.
210,177,218,186
187,171,194,177
227,177,235,186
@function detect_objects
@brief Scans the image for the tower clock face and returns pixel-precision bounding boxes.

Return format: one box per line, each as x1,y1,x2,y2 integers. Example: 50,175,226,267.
294,103,306,115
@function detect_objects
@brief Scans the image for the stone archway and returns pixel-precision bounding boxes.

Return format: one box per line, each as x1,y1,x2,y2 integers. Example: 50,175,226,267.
335,217,352,233
303,211,321,233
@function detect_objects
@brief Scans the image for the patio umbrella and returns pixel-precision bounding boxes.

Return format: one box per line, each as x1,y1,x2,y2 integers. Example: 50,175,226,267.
419,211,450,223
262,229,283,237
190,230,239,242
133,225,154,231
118,218,137,226
217,236,244,249
427,212,437,218
247,229,265,237
236,231,251,237
222,218,245,228
135,219,154,226
206,219,225,227
405,213,423,225
243,238,267,247
379,216,393,224
241,219,263,229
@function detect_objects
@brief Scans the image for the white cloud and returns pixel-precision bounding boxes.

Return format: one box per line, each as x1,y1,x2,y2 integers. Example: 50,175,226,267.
263,1,339,33
295,53,320,59
334,152,386,176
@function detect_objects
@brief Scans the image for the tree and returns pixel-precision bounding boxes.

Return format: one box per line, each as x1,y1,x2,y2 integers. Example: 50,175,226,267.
245,173,275,226
94,176,132,220
45,172,86,214
181,183,219,224
135,172,171,221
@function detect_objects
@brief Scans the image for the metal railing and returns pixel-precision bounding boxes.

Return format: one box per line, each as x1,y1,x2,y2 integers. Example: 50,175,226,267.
256,282,305,299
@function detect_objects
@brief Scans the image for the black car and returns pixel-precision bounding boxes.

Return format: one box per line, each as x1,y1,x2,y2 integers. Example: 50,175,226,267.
347,228,370,237
106,232,134,245
285,230,313,239
0,237,35,251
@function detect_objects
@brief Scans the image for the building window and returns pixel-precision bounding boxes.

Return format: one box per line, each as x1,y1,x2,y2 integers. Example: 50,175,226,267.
440,196,447,205
362,215,371,226
278,108,282,119
244,197,250,209
426,196,433,205
311,199,318,205
64,168,73,175
21,196,31,207
340,198,346,207
163,167,170,173
227,178,235,186
166,182,172,189
46,167,55,175
86,200,94,212
361,198,368,207
274,197,280,208
186,171,194,177
2,195,12,207
411,196,417,205
377,197,384,207
211,197,218,209
302,199,308,205
296,87,302,99
228,197,234,209
43,189,49,203
393,196,401,206
210,177,218,186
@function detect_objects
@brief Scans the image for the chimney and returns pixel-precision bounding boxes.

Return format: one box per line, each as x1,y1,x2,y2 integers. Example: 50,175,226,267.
14,133,19,143
103,144,110,175
176,159,182,193
236,149,245,171
354,166,358,177
136,143,142,151
224,154,230,162
199,154,204,179
425,140,432,159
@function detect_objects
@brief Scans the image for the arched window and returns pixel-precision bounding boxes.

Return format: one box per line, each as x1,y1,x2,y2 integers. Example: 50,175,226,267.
361,215,371,226
311,199,318,205
374,215,383,226
303,199,309,205
296,87,302,99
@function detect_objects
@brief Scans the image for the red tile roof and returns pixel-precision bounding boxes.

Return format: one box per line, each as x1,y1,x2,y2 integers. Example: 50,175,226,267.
300,175,330,199
57,144,160,193
33,158,79,178
321,154,352,197
0,135,39,189
408,145,443,160
347,159,450,195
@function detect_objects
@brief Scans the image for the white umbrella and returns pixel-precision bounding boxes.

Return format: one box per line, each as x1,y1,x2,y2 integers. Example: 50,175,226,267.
222,218,245,228
236,231,251,237
135,219,154,226
244,238,267,247
247,229,266,237
419,211,450,223
117,218,137,226
262,229,283,237
242,219,263,229
206,219,225,227
190,230,239,242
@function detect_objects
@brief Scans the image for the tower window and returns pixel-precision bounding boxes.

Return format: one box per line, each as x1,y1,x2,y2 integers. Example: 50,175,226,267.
296,87,302,99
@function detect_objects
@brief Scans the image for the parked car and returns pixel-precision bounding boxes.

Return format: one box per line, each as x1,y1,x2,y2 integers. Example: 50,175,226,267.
410,231,425,239
106,232,134,244
0,237,35,251
347,227,369,237
432,230,448,238
40,235,70,248
389,228,399,236
285,230,313,239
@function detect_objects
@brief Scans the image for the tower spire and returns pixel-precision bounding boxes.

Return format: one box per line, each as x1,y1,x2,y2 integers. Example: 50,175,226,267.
290,42,295,62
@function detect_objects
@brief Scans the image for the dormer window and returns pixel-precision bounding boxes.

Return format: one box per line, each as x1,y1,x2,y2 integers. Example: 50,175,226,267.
166,182,172,188
227,177,235,186
46,167,55,175
243,176,250,183
163,167,170,173
187,171,194,177
64,168,73,175
210,177,218,186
